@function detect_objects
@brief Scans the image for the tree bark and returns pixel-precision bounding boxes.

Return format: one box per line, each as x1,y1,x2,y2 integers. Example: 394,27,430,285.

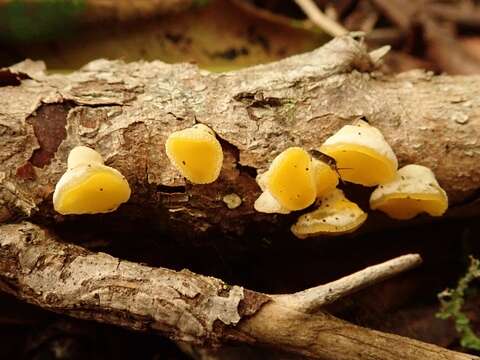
0,221,475,360
1,36,479,236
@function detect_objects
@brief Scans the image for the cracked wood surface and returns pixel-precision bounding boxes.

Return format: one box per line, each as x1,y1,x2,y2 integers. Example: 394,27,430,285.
1,37,479,235
0,222,267,346
0,222,476,360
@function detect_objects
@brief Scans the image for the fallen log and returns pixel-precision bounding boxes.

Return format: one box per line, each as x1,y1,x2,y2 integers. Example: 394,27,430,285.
1,37,479,237
0,222,475,360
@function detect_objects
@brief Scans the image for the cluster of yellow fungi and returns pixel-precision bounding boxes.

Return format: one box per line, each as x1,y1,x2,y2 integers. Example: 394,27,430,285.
254,120,448,239
54,124,224,215
53,122,448,235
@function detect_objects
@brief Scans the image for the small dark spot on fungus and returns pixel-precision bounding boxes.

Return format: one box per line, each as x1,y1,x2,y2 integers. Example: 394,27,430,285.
335,217,339,220
88,164,91,168
358,132,361,135
182,160,186,165
322,219,326,222
401,176,405,180
100,188,103,191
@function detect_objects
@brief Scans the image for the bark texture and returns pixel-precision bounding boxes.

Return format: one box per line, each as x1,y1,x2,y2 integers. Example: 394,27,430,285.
1,37,479,235
0,222,267,346
0,222,476,360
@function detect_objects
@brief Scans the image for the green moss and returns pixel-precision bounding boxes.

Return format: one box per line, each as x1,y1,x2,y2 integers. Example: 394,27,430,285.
282,100,297,125
0,0,85,43
437,256,480,350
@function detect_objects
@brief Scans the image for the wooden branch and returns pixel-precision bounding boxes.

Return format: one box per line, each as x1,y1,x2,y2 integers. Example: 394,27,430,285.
273,254,422,312
293,0,348,36
1,36,480,236
370,0,415,31
428,3,480,28
0,222,475,360
423,18,480,75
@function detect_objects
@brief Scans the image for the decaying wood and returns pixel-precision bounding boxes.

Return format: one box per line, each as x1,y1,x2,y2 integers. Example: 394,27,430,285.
294,0,348,36
0,222,475,360
423,18,480,75
274,253,422,312
1,36,479,237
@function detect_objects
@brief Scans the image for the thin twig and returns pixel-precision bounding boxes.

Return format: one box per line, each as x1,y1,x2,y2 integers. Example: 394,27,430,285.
273,254,422,313
294,0,348,37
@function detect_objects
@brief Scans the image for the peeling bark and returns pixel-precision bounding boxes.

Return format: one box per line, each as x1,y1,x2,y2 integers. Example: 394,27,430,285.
0,222,267,346
0,36,479,235
0,222,475,360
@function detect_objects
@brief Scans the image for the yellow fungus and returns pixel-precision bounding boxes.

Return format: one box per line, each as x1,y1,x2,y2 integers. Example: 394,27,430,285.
266,147,317,211
254,189,290,214
67,145,103,168
312,158,339,197
165,124,223,184
370,164,448,220
319,121,397,186
291,189,367,239
223,193,242,209
254,148,340,214
53,146,131,215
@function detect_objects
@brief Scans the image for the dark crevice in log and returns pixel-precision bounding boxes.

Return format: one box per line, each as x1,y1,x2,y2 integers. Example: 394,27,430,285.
26,102,73,168
0,68,29,86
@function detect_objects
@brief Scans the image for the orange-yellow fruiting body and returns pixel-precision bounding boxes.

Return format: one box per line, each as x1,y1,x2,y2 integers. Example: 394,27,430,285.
267,147,316,211
54,168,131,214
312,159,339,197
320,121,397,186
370,164,448,220
291,189,367,238
165,125,223,184
53,146,131,215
